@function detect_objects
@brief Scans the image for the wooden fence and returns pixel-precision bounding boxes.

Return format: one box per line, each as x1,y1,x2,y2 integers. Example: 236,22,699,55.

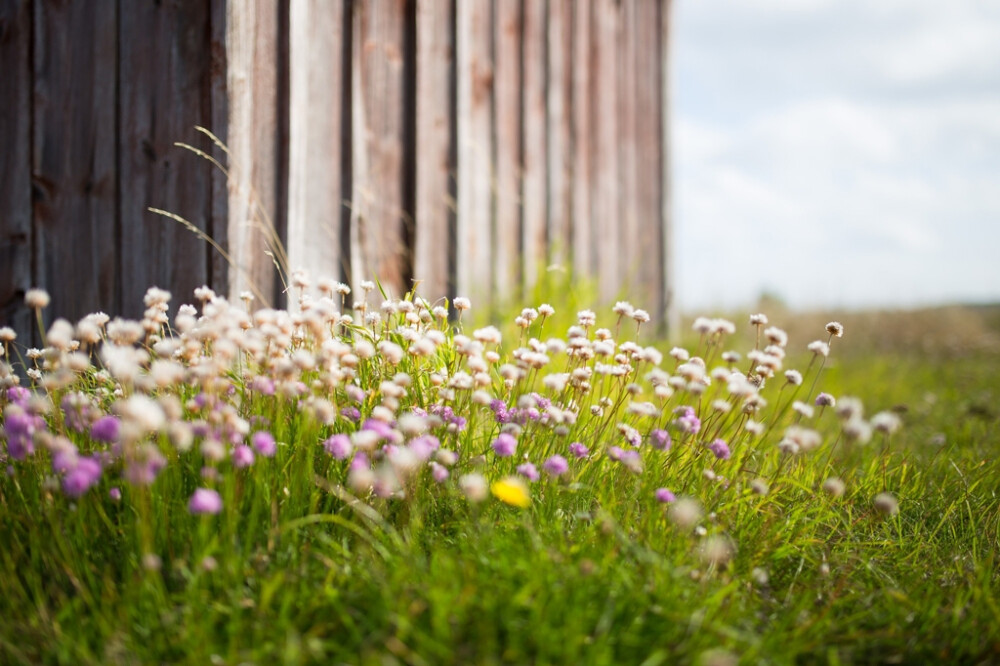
0,0,676,348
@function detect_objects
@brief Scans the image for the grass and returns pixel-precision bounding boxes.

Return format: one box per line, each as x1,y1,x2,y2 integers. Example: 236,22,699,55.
1,283,998,665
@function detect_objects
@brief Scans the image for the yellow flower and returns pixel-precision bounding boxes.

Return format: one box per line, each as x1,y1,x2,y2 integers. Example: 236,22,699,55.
491,477,531,508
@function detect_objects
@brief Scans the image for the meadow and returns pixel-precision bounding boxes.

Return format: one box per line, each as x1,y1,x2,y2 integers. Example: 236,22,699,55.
1,277,998,665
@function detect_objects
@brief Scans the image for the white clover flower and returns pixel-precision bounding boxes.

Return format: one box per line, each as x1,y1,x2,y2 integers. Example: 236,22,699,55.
784,369,803,386
669,347,690,362
763,326,788,347
808,340,830,357
631,309,650,324
826,321,844,338
577,310,597,327
538,303,555,317
453,297,471,311
613,301,634,317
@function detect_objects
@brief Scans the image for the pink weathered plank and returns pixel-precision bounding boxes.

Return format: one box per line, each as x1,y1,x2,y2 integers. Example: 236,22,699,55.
661,0,678,336
618,0,640,300
119,0,214,316
226,0,283,306
521,0,547,291
455,0,494,307
571,0,593,279
592,0,620,303
32,0,117,325
635,0,665,321
414,0,454,303
288,0,349,294
493,0,522,299
0,0,33,342
546,0,573,269
351,0,408,299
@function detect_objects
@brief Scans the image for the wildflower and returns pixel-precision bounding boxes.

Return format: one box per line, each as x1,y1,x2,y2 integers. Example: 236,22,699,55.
649,429,672,451
815,393,836,408
822,477,845,497
792,401,815,419
613,301,634,318
749,313,768,326
568,442,589,459
807,340,830,357
459,473,488,502
542,455,569,477
668,497,703,528
25,288,50,310
874,492,899,516
62,456,102,497
750,478,769,495
764,326,788,347
123,445,167,485
826,321,844,337
491,433,517,457
453,297,471,311
871,411,902,435
699,535,735,568
429,461,449,483
675,406,701,435
784,369,803,386
538,303,555,317
232,445,255,469
109,487,122,502
251,431,277,457
517,462,540,482
707,439,731,460
188,488,223,515
655,488,676,503
491,476,531,508
632,309,651,324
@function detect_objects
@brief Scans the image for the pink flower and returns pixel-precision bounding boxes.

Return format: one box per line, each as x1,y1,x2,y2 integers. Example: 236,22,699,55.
188,488,223,515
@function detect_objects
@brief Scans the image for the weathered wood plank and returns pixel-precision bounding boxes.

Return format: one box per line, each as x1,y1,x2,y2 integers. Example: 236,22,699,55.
661,0,678,335
493,0,522,300
119,1,214,315
350,0,408,299
226,0,283,307
32,0,117,328
546,0,572,269
0,0,33,342
209,0,231,300
288,0,349,296
455,0,494,306
618,0,640,300
414,0,455,302
521,0,547,290
635,0,664,320
592,0,620,304
570,0,592,279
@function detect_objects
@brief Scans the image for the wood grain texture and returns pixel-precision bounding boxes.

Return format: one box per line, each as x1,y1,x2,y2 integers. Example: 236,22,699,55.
545,0,572,269
0,0,33,341
414,0,455,302
618,0,640,300
592,0,620,304
493,0,522,299
209,0,231,300
351,0,408,299
521,0,546,291
570,0,592,279
119,0,214,316
661,0,678,336
225,0,282,306
455,0,494,306
32,0,117,327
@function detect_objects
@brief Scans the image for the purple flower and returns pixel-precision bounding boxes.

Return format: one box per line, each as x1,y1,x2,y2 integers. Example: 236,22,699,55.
251,431,276,457
61,395,90,432
707,438,731,460
429,461,449,483
52,448,79,474
676,406,701,435
3,409,42,459
490,399,511,424
188,488,223,515
622,426,642,448
109,487,122,502
517,462,540,482
608,446,625,461
123,446,167,485
649,429,672,451
619,450,642,473
542,454,569,477
90,416,121,444
6,386,31,407
232,444,255,468
340,406,361,423
408,435,440,461
655,487,676,503
350,451,370,471
63,457,102,498
531,393,552,410
362,418,394,441
815,393,836,407
251,376,275,395
491,433,517,457
568,442,590,459
323,434,353,459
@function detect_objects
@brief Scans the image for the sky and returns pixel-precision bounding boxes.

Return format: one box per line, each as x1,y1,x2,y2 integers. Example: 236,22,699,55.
672,0,1000,312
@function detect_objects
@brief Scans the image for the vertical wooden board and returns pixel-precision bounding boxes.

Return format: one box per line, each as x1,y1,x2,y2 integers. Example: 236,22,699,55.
617,0,640,302
119,1,214,316
546,0,572,268
570,0,592,279
635,0,664,320
591,0,620,304
351,0,407,299
521,0,546,291
455,0,493,306
209,0,231,300
414,0,454,302
32,0,117,328
493,0,521,300
226,0,282,306
0,0,33,341
288,0,348,294
661,0,678,336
